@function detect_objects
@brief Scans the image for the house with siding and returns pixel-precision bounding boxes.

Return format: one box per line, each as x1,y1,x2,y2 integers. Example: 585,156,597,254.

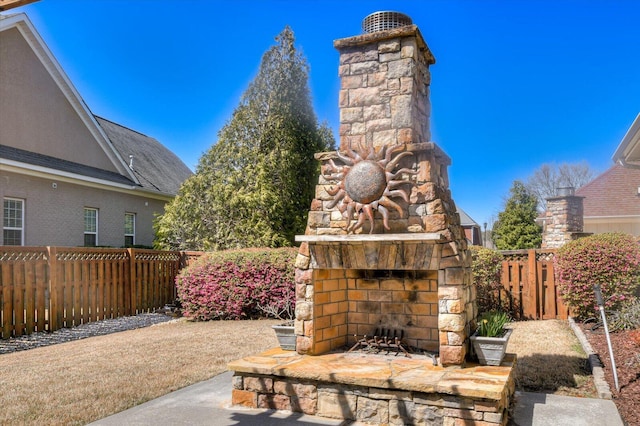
575,114,640,236
0,13,192,247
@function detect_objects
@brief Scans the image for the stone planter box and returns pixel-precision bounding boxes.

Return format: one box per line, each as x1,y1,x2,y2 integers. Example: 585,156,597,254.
471,328,513,366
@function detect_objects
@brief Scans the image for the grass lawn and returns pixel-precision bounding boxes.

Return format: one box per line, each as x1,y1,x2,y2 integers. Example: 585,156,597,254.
0,318,594,425
507,319,596,397
0,318,280,425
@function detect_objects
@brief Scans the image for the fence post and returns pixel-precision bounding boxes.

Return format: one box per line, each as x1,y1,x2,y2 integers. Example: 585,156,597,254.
526,249,538,319
47,247,60,331
126,248,135,316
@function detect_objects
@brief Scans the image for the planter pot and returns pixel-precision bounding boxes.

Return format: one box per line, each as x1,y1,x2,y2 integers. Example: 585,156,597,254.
272,324,296,351
470,328,513,366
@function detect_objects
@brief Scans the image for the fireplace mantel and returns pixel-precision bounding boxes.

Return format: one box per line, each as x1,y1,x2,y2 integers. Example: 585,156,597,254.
295,233,444,270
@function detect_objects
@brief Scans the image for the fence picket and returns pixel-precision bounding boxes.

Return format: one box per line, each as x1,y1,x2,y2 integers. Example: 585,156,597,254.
0,247,201,339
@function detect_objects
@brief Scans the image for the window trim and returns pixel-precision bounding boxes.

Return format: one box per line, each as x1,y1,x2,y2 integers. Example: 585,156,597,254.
3,197,25,246
84,207,98,247
124,212,135,247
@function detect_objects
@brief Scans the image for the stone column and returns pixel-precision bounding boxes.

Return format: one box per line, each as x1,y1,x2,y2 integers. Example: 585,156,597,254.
334,24,435,151
541,188,586,248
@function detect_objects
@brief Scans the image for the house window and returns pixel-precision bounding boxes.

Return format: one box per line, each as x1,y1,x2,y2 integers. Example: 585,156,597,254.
124,212,135,247
84,208,98,246
3,198,24,246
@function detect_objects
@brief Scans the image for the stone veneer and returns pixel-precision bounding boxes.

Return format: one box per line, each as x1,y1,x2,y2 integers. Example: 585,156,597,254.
229,14,517,425
541,193,588,248
229,348,515,425
293,24,474,367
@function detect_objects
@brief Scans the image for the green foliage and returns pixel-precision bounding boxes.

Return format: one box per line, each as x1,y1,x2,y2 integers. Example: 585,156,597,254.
492,181,542,250
155,27,335,250
555,233,640,320
609,300,640,332
470,246,505,313
476,311,510,337
175,248,297,321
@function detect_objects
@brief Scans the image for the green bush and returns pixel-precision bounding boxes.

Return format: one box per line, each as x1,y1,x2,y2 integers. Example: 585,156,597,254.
555,233,640,320
176,247,298,321
470,246,504,313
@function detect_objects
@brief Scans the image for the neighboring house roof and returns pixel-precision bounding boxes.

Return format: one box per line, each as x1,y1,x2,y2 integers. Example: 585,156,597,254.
457,208,480,227
0,144,137,186
612,113,640,168
96,117,192,196
0,13,192,199
575,164,640,217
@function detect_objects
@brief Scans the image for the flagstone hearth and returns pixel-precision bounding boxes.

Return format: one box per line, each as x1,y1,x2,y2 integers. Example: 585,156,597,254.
229,348,515,425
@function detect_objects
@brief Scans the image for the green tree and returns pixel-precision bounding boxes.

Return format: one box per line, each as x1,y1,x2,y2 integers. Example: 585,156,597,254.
155,27,334,250
492,181,542,250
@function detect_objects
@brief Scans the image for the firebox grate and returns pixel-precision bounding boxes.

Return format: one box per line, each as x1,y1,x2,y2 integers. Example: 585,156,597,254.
348,327,412,357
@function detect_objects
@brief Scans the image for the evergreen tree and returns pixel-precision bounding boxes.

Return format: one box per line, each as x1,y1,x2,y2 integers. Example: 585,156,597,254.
155,27,334,250
492,181,542,250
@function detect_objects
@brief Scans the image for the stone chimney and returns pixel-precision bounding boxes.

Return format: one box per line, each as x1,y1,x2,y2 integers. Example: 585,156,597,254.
294,12,473,367
541,187,589,248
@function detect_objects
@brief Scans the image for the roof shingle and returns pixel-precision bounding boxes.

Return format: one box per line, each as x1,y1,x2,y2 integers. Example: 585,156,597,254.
575,164,640,217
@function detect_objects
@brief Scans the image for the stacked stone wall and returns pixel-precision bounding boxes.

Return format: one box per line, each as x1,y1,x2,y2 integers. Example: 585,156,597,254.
542,196,585,248
232,373,512,425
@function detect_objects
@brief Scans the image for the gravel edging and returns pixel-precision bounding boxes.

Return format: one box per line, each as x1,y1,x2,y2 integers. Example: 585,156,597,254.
0,313,176,355
568,317,613,399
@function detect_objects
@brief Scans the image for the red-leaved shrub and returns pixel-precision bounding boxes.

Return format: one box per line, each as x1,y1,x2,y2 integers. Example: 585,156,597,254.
555,233,640,320
176,248,297,321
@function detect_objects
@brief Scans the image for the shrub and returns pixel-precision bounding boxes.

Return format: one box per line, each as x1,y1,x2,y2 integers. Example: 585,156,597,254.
609,300,640,332
176,247,297,321
470,246,504,313
555,233,640,320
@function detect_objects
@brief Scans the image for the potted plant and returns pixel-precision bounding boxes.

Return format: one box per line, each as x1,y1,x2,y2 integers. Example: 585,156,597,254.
470,310,512,366
259,299,296,351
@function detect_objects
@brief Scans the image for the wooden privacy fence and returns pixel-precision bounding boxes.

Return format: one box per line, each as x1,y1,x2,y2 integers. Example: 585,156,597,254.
499,249,569,320
0,247,203,339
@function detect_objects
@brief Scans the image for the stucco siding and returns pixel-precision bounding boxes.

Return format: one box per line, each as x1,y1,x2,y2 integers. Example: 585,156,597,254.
1,171,165,247
0,27,119,173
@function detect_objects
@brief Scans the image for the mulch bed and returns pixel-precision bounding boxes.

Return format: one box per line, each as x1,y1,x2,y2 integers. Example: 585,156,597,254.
580,324,640,426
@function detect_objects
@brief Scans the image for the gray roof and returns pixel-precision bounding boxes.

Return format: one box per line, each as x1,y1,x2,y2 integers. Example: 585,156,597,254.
96,117,193,195
0,144,137,186
457,208,479,227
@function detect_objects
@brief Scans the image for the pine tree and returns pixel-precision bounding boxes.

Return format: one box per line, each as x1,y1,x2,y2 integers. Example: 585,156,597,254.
492,181,542,250
155,27,334,250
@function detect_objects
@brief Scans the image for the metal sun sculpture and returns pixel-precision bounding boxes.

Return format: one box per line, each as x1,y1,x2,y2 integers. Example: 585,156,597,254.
323,142,417,234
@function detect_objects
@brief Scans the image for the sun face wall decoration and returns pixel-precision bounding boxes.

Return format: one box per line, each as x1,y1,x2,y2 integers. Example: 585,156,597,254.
322,142,417,234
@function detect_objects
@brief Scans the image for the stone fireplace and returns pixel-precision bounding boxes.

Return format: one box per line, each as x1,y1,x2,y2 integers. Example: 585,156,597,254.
229,12,515,425
293,12,473,367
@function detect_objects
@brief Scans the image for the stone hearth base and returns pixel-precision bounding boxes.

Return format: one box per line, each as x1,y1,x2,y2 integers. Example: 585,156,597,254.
228,348,516,425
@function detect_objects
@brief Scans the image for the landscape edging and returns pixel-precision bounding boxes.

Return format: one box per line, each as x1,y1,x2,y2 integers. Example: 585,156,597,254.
568,317,613,399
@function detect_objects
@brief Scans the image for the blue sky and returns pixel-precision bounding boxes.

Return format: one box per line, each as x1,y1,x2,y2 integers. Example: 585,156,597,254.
16,0,640,228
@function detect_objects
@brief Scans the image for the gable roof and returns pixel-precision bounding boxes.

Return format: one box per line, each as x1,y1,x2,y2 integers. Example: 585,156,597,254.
0,13,137,181
1,13,192,198
457,208,480,227
96,117,192,195
612,113,640,168
575,164,640,217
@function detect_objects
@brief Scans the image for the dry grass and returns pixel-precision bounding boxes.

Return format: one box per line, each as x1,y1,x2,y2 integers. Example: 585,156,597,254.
507,319,596,397
0,318,280,426
0,318,596,425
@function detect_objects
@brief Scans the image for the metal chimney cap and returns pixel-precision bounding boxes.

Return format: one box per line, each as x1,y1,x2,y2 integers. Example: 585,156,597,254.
362,11,413,34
